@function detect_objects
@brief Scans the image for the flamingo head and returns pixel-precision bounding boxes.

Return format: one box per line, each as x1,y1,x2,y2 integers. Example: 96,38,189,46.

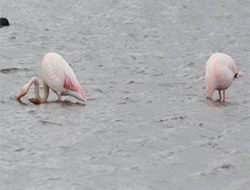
15,84,29,100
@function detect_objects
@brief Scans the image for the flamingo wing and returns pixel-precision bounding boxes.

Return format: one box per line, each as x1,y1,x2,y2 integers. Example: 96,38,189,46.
63,71,86,101
41,53,65,93
42,53,86,102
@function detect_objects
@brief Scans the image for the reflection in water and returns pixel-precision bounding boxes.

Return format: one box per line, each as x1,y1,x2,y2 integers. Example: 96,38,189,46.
205,98,232,107
17,99,86,107
0,0,249,190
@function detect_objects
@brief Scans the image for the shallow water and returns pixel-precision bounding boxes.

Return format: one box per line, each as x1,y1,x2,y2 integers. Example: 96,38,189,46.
0,0,249,189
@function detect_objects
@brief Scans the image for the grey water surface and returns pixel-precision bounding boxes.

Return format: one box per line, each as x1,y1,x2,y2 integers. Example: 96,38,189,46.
0,0,249,190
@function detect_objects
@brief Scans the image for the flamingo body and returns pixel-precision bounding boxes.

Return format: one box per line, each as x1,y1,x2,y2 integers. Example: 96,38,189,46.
16,53,86,104
205,53,242,101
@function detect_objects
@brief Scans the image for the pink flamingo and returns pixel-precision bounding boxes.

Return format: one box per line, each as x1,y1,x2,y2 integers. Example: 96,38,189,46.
205,53,243,101
16,53,86,104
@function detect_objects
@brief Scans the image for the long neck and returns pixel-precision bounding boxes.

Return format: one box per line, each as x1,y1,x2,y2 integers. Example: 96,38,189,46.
206,80,214,99
28,77,49,103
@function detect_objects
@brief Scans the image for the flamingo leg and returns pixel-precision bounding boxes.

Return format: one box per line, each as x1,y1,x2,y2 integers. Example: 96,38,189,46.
58,94,62,101
218,90,221,100
223,90,226,101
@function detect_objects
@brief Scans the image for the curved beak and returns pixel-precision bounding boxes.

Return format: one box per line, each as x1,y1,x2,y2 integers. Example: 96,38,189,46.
15,93,22,100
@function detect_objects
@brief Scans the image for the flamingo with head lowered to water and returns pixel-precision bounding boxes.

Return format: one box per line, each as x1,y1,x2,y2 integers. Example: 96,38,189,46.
205,53,243,101
16,52,86,104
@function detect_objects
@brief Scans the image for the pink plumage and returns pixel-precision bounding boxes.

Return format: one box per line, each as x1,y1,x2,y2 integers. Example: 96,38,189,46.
205,53,243,101
16,53,86,104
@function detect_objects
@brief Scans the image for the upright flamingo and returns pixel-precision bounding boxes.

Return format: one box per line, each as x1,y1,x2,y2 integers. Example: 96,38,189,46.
16,53,86,104
205,53,243,101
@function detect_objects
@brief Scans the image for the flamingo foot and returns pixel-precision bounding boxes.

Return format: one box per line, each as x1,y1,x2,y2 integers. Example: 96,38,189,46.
29,98,41,104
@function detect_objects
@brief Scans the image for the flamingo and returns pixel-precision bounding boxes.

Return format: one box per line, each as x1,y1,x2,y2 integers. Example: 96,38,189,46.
16,52,86,104
205,53,243,101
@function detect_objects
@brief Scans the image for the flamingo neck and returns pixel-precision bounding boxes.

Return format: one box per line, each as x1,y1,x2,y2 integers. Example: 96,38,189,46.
206,88,214,99
206,80,214,99
28,77,49,103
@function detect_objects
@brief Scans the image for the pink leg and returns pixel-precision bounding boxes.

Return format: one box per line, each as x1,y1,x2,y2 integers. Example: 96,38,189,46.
58,94,62,101
218,90,221,100
223,90,225,101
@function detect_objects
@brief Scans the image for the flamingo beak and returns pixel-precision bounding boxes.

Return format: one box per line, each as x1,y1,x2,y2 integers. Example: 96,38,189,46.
15,93,22,100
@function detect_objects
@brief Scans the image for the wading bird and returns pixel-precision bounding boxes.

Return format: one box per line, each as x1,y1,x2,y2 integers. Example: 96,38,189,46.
205,53,243,101
16,53,86,104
